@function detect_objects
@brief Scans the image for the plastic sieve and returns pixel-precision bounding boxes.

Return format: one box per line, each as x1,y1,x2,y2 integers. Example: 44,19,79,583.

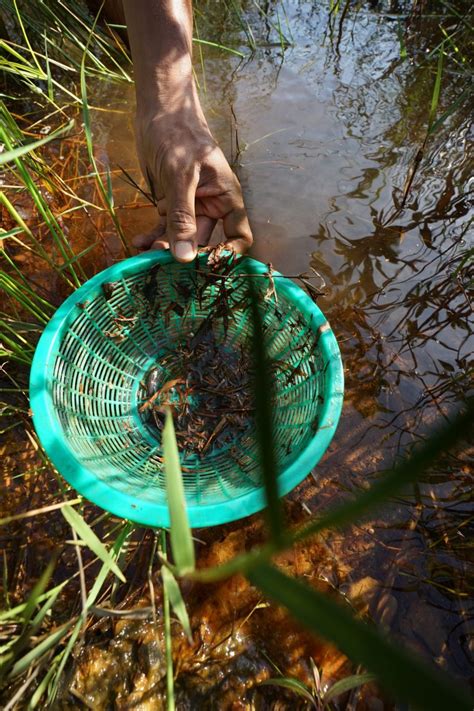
29,251,343,528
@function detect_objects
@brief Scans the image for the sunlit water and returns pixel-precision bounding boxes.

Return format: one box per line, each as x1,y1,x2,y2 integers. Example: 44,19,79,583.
4,1,473,708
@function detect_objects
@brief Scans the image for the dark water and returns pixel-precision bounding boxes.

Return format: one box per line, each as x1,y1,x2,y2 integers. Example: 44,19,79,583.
3,1,473,708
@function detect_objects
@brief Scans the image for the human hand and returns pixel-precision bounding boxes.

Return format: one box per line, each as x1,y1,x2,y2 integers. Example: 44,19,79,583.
122,0,252,262
133,104,253,263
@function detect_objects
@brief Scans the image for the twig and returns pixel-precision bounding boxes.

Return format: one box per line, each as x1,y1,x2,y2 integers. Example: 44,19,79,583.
3,663,42,711
0,498,82,526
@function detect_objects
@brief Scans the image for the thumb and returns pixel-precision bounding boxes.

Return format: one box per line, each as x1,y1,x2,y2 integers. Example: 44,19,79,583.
166,169,199,263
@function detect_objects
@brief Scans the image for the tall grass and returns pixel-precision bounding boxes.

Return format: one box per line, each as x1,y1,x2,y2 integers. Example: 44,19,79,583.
0,5,138,701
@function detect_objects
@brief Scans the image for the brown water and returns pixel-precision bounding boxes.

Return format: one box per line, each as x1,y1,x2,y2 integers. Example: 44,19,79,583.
2,1,473,708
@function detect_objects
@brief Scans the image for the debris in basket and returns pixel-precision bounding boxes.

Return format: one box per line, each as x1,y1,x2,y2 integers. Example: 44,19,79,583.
102,281,119,300
142,323,254,457
136,246,320,458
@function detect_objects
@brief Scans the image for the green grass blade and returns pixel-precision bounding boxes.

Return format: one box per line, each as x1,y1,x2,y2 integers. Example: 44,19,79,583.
187,403,473,583
0,120,73,166
105,164,114,206
0,111,83,287
0,227,23,240
46,523,132,705
428,43,444,131
0,581,68,623
43,31,54,102
86,522,132,607
0,558,57,680
161,531,176,711
162,408,195,573
323,672,376,705
27,659,58,709
3,586,62,674
12,0,43,74
61,505,126,582
0,269,52,321
8,620,73,679
252,0,292,47
46,618,83,705
248,563,472,711
261,677,315,705
294,401,473,544
249,283,285,544
18,557,55,626
80,38,130,256
192,38,245,57
161,565,193,643
397,19,407,59
29,586,62,632
428,88,469,135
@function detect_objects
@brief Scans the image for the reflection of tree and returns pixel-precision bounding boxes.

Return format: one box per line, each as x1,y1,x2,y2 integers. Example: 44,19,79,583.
310,201,472,445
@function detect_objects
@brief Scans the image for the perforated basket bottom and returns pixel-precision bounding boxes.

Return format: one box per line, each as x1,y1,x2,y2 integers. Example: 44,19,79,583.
50,257,327,509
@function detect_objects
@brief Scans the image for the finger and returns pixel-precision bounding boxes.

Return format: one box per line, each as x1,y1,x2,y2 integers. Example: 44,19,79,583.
222,202,253,253
157,198,166,217
132,217,167,251
150,239,169,251
166,168,200,263
196,216,217,247
158,207,217,247
158,197,209,219
132,218,210,252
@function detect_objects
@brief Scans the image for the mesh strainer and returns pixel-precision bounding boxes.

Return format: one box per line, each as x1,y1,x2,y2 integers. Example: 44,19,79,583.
29,251,343,528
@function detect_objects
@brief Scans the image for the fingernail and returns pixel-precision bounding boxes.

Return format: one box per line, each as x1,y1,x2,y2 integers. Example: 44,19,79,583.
174,241,196,261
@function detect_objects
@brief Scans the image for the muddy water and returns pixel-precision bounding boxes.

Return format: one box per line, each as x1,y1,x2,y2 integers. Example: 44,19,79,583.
9,1,473,708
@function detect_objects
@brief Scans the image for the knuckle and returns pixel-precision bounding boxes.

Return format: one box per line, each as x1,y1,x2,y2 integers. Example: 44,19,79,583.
162,144,195,172
236,226,253,247
169,209,195,233
226,181,245,205
202,163,219,183
242,230,253,246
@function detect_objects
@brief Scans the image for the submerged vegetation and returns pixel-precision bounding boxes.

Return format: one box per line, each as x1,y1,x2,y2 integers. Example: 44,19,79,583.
1,0,473,708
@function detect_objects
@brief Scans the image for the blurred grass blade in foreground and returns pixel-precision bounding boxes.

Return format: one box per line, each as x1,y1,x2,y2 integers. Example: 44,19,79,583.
248,563,472,711
249,280,285,544
162,408,195,574
161,565,193,644
187,402,473,583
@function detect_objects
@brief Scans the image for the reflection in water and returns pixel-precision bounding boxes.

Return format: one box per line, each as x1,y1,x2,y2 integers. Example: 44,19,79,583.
2,1,473,707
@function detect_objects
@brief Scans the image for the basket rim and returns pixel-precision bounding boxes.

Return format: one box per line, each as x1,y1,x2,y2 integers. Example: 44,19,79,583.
29,250,344,528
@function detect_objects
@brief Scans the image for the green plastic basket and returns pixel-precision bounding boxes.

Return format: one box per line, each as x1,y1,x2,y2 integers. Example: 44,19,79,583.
29,251,343,528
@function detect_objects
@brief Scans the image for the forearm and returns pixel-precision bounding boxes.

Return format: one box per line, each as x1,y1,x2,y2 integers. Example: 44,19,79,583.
121,0,252,260
122,0,198,115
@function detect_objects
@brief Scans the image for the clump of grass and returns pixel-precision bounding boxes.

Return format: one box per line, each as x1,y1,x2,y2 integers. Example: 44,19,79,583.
0,0,132,90
261,657,375,710
0,5,139,702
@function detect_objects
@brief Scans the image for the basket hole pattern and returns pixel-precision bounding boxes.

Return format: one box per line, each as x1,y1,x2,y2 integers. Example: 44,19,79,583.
51,263,327,506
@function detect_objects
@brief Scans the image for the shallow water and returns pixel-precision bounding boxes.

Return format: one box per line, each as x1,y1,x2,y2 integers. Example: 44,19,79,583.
3,1,473,708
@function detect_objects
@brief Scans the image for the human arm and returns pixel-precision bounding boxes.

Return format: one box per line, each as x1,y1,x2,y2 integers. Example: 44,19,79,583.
121,0,253,262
